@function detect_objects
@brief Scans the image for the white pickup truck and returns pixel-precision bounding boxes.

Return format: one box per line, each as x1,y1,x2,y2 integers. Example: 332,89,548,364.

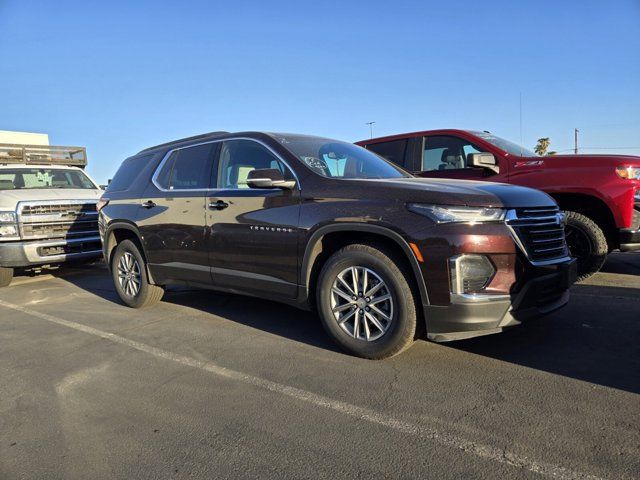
0,144,103,286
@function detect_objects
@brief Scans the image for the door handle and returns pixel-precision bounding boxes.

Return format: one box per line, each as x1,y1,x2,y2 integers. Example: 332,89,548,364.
208,200,229,210
141,200,156,209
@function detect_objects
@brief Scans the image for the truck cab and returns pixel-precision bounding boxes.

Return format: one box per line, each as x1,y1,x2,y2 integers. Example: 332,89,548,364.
357,129,640,280
0,144,104,286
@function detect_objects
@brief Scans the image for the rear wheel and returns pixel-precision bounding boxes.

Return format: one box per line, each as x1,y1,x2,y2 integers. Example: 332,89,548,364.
112,240,164,308
0,267,13,288
316,244,418,359
564,210,608,281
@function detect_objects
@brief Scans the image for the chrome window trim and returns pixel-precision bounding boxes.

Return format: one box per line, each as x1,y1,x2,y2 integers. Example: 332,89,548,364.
150,137,301,193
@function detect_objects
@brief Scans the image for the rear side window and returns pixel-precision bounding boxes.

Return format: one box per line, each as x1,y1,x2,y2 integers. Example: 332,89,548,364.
155,143,215,190
366,139,408,167
107,154,154,192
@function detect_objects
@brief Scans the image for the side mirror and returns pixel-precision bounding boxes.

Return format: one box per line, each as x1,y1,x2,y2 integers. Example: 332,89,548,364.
468,153,499,174
246,168,296,190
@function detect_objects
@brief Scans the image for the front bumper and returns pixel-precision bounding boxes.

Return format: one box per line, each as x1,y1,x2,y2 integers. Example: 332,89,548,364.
0,236,102,268
424,258,577,342
619,229,640,251
619,206,640,251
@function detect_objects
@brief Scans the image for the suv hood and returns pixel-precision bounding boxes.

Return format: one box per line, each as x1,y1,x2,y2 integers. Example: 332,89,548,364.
0,188,102,211
355,177,556,209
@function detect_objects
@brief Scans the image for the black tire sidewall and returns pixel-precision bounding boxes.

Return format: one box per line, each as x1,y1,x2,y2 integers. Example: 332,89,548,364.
112,240,151,308
565,211,608,279
317,247,415,359
0,267,13,288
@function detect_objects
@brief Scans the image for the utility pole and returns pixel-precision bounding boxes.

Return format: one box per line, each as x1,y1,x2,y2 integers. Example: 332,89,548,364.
574,128,579,154
366,121,376,139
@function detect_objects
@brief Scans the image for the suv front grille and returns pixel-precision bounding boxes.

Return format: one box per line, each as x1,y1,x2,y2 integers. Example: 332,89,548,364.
18,201,99,240
506,207,569,264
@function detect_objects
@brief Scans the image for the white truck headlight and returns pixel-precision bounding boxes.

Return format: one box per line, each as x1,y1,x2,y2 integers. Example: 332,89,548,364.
0,212,16,223
616,166,640,180
449,254,496,294
0,211,19,240
408,204,505,224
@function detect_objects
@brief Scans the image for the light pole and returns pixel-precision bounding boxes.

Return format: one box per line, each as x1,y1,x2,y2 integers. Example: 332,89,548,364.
365,121,376,139
574,128,579,154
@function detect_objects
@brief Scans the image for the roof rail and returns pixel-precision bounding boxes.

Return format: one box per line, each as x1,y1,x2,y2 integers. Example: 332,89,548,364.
139,131,230,153
0,144,87,167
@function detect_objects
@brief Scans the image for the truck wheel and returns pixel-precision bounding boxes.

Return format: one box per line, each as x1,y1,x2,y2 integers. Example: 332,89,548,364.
316,244,418,359
564,211,608,281
111,240,164,308
0,267,14,288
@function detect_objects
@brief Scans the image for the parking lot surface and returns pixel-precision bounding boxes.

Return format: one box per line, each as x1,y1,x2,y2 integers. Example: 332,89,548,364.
1,254,639,479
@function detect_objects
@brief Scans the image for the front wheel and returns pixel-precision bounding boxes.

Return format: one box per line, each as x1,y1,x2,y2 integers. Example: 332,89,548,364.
316,244,418,359
0,267,14,288
564,210,609,281
111,239,164,308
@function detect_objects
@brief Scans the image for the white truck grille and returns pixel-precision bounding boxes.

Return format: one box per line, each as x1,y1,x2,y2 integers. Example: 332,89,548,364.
18,200,99,241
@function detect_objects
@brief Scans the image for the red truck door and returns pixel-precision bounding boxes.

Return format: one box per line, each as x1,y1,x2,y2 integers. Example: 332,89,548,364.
412,134,509,182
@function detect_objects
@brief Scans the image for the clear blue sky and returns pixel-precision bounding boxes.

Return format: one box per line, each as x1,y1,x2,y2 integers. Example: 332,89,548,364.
1,0,638,183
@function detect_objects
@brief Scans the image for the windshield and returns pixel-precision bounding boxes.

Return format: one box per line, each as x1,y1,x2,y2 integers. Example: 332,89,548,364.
274,135,410,179
0,168,97,190
470,131,537,157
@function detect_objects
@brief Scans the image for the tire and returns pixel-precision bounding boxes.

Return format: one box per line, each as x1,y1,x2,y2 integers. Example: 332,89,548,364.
0,267,13,288
564,210,608,281
316,243,418,359
111,239,164,308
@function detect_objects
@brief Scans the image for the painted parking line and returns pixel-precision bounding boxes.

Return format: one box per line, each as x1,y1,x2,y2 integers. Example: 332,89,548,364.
0,299,605,480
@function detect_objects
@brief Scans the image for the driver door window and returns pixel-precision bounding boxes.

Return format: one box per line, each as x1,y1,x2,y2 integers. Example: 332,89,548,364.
422,136,483,172
217,140,292,189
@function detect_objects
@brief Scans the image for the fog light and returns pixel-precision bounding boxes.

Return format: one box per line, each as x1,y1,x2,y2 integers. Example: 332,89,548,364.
449,254,496,294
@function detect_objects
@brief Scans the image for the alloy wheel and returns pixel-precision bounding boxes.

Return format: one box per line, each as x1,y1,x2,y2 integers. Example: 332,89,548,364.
330,266,394,341
117,251,141,298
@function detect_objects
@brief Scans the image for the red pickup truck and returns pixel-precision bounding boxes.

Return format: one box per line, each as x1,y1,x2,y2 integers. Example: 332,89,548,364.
357,129,640,279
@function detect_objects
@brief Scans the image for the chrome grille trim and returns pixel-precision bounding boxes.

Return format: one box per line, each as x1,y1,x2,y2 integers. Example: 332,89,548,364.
505,207,571,265
17,200,99,241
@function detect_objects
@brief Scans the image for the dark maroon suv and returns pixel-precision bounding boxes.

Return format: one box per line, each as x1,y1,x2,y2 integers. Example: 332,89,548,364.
98,131,576,358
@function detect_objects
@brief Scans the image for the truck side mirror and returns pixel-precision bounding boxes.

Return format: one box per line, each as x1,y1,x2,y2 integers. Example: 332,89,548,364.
246,168,296,190
468,153,499,174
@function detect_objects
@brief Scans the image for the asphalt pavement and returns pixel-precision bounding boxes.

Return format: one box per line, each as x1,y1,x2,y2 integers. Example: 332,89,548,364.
0,253,638,479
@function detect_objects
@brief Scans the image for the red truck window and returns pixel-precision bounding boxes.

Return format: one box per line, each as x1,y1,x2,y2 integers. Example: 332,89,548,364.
366,139,408,168
422,136,482,171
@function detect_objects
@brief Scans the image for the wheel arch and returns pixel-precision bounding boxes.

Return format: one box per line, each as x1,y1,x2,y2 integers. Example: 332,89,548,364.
549,192,617,248
301,224,429,309
104,222,157,283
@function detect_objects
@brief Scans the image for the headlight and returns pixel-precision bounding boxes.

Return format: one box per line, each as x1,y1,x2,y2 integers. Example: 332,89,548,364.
0,225,18,238
449,254,496,294
0,212,16,223
408,204,506,224
0,211,19,240
616,166,640,180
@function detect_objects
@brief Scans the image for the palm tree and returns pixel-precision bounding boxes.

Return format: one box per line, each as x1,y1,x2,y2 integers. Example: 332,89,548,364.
534,137,551,156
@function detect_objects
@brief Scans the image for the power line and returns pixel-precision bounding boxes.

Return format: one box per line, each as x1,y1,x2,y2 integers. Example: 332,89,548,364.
555,146,640,152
